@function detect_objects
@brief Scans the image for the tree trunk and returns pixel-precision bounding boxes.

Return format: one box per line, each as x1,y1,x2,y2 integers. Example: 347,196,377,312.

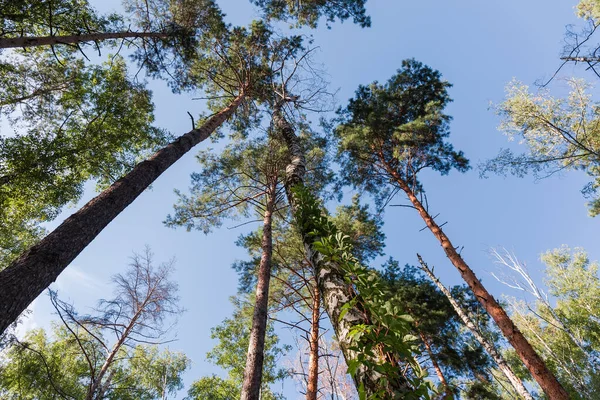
274,103,410,397
0,92,245,335
383,167,568,398
306,282,320,400
417,329,452,399
0,31,169,49
240,191,275,400
416,255,533,400
93,369,115,400
88,308,142,400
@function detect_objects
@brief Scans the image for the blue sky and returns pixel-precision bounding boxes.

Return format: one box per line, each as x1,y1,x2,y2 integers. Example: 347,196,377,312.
17,1,600,398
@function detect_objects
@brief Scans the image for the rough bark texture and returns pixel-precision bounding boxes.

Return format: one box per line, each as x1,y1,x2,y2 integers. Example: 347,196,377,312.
274,104,409,397
416,255,533,400
384,167,568,399
0,31,169,49
0,93,245,335
306,283,320,400
240,193,275,400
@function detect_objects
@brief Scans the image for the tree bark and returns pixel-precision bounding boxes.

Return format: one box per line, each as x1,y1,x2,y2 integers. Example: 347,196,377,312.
274,103,410,397
416,255,533,400
240,191,275,400
0,92,245,335
417,329,452,399
306,282,320,400
0,31,169,49
88,306,143,400
383,165,568,399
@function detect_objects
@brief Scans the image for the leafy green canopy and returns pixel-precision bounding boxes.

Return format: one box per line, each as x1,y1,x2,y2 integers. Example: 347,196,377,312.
506,246,600,399
250,0,370,28
0,326,189,399
0,0,117,40
481,79,600,216
335,59,469,205
0,53,167,269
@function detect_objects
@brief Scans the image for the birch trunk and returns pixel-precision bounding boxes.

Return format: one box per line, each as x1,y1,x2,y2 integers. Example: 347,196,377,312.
274,104,410,397
240,191,275,400
383,165,567,399
0,92,245,335
416,255,533,400
0,31,169,49
306,283,320,400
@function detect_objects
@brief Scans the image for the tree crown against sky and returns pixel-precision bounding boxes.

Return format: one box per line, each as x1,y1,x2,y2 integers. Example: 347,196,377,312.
250,0,370,28
334,58,469,205
481,79,600,216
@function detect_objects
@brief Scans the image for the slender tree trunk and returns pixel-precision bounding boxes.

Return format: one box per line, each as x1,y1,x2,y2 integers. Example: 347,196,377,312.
88,308,142,400
306,282,320,400
416,255,533,400
417,330,452,399
386,170,569,399
240,191,275,400
274,103,410,397
0,92,246,335
93,369,115,400
0,31,169,49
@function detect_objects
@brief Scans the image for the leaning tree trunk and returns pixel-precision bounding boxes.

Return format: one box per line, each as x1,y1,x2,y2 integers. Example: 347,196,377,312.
0,92,246,335
384,166,568,399
306,281,321,400
240,190,276,400
416,255,533,400
0,31,169,49
417,329,452,399
273,104,410,397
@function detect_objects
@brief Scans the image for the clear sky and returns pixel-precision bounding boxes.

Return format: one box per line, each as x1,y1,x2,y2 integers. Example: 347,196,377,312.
17,1,600,399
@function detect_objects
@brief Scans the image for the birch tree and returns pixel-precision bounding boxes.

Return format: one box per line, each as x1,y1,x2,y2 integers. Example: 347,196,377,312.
481,79,600,216
492,247,600,399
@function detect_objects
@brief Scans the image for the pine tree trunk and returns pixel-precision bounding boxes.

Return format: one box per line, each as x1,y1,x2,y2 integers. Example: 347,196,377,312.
0,92,245,335
384,166,568,399
417,329,452,399
0,31,169,49
274,104,410,397
240,191,275,400
306,282,320,400
416,255,533,400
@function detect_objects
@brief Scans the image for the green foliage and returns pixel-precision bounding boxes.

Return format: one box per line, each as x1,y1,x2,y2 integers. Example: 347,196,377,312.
0,326,190,399
187,295,289,399
187,375,240,399
292,185,431,399
165,136,289,233
250,0,371,28
506,246,600,399
0,53,168,269
577,0,600,20
382,260,500,398
335,59,469,205
482,79,600,216
330,195,386,264
0,0,117,41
